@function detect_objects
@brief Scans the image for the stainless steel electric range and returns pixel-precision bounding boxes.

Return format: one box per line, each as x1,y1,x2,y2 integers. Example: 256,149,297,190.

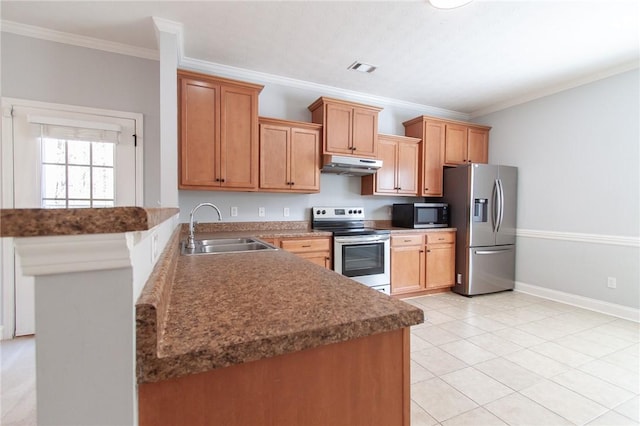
312,206,391,295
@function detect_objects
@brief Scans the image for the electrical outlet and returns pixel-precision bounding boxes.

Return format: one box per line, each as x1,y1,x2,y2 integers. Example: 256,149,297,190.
230,206,238,217
607,277,617,289
258,207,265,217
283,207,290,217
151,232,159,263
387,206,392,217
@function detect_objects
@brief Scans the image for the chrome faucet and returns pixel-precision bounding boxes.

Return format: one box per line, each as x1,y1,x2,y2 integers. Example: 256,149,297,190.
187,202,223,249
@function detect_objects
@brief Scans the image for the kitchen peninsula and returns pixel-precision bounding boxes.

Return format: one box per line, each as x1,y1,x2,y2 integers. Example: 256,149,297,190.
2,208,423,425
137,223,423,426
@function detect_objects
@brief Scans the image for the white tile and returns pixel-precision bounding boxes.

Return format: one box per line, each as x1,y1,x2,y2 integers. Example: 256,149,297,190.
462,315,509,332
579,359,640,393
412,325,461,346
614,396,640,422
491,327,546,347
474,357,545,391
485,311,532,326
411,347,468,376
439,340,497,365
587,410,639,426
516,321,574,340
467,333,523,356
438,306,476,319
412,377,478,422
600,347,640,373
411,360,435,384
554,334,620,358
551,370,635,409
529,341,594,367
504,349,570,378
410,334,433,352
422,310,457,325
441,367,514,405
591,323,640,343
573,329,637,351
484,392,572,425
412,296,455,310
442,407,507,426
410,400,438,426
438,320,487,338
521,380,608,425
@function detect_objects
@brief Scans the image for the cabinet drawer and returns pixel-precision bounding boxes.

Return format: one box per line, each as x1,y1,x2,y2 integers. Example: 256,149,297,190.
426,232,455,244
281,238,331,253
391,234,423,247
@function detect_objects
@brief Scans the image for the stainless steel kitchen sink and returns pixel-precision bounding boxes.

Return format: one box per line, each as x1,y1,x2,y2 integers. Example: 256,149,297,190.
181,237,278,255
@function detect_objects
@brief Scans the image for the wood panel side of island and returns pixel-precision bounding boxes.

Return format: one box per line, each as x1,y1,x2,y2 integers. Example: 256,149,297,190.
138,328,411,426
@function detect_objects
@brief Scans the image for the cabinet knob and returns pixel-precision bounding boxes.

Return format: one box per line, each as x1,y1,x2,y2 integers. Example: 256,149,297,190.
221,179,225,183
215,178,220,182
290,182,295,186
352,147,356,151
425,188,429,191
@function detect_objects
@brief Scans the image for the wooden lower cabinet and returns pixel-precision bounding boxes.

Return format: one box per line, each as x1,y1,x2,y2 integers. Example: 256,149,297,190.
390,231,455,296
273,236,332,269
139,328,411,426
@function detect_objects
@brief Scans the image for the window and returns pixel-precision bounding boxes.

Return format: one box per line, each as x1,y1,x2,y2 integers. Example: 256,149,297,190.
41,138,115,208
3,100,142,209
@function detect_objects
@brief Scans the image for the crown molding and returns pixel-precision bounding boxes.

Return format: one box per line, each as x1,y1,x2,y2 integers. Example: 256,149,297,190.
470,60,640,118
180,56,471,122
152,16,184,60
1,20,159,61
13,232,139,276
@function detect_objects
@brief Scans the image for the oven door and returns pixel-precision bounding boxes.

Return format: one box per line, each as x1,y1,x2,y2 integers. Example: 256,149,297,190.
334,235,390,288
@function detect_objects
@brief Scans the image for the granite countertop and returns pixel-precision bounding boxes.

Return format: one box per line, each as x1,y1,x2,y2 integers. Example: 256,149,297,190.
0,207,179,237
136,227,424,384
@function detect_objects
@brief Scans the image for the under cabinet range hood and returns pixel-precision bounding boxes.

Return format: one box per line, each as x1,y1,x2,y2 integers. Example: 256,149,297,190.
321,154,382,176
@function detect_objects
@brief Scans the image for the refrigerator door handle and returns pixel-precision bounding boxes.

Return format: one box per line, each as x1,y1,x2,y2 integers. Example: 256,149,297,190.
496,178,505,233
492,179,500,233
474,248,512,255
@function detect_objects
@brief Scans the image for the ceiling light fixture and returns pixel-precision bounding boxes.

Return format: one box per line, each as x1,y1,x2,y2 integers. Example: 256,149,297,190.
428,0,474,9
348,61,377,74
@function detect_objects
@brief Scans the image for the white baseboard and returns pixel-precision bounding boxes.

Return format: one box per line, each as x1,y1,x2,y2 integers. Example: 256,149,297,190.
515,281,639,322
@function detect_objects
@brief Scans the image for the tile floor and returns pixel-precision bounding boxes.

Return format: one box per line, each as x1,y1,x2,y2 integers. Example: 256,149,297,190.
406,291,640,426
0,291,638,425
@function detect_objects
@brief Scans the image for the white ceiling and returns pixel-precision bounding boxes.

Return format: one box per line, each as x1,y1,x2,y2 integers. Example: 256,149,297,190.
2,0,639,115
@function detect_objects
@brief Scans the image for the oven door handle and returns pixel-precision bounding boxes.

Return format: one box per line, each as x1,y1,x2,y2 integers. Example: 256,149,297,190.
334,235,390,244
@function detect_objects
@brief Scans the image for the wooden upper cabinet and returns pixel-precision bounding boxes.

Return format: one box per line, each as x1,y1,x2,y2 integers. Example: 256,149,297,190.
444,124,468,165
404,117,445,197
444,123,490,166
259,117,321,193
361,134,420,196
308,97,382,158
178,70,263,191
467,127,489,164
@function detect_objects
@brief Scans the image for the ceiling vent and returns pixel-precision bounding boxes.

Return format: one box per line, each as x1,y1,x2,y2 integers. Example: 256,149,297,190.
348,61,377,74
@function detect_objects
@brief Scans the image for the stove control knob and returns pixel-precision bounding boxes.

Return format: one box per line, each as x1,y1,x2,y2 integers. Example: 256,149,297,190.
348,209,353,214
316,209,321,215
358,209,363,214
322,210,326,214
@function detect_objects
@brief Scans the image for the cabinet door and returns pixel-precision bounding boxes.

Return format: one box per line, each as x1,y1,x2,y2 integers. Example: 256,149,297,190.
220,85,258,189
351,108,378,157
391,245,424,295
374,138,398,194
259,124,290,190
296,251,332,269
179,78,220,187
325,103,353,154
422,121,444,196
467,128,489,164
426,244,455,289
444,124,468,165
396,140,419,195
290,127,320,192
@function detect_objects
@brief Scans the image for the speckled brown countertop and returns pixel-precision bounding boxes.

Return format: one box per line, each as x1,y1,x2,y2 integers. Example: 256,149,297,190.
0,207,179,237
136,226,424,384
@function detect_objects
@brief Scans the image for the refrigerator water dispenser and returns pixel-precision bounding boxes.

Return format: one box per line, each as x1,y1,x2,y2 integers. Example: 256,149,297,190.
473,198,488,222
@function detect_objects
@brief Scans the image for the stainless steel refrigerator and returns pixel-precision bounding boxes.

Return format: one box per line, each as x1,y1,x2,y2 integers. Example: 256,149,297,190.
442,164,517,296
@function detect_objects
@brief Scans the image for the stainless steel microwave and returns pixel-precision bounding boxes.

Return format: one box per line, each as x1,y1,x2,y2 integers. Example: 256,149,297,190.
392,203,449,229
